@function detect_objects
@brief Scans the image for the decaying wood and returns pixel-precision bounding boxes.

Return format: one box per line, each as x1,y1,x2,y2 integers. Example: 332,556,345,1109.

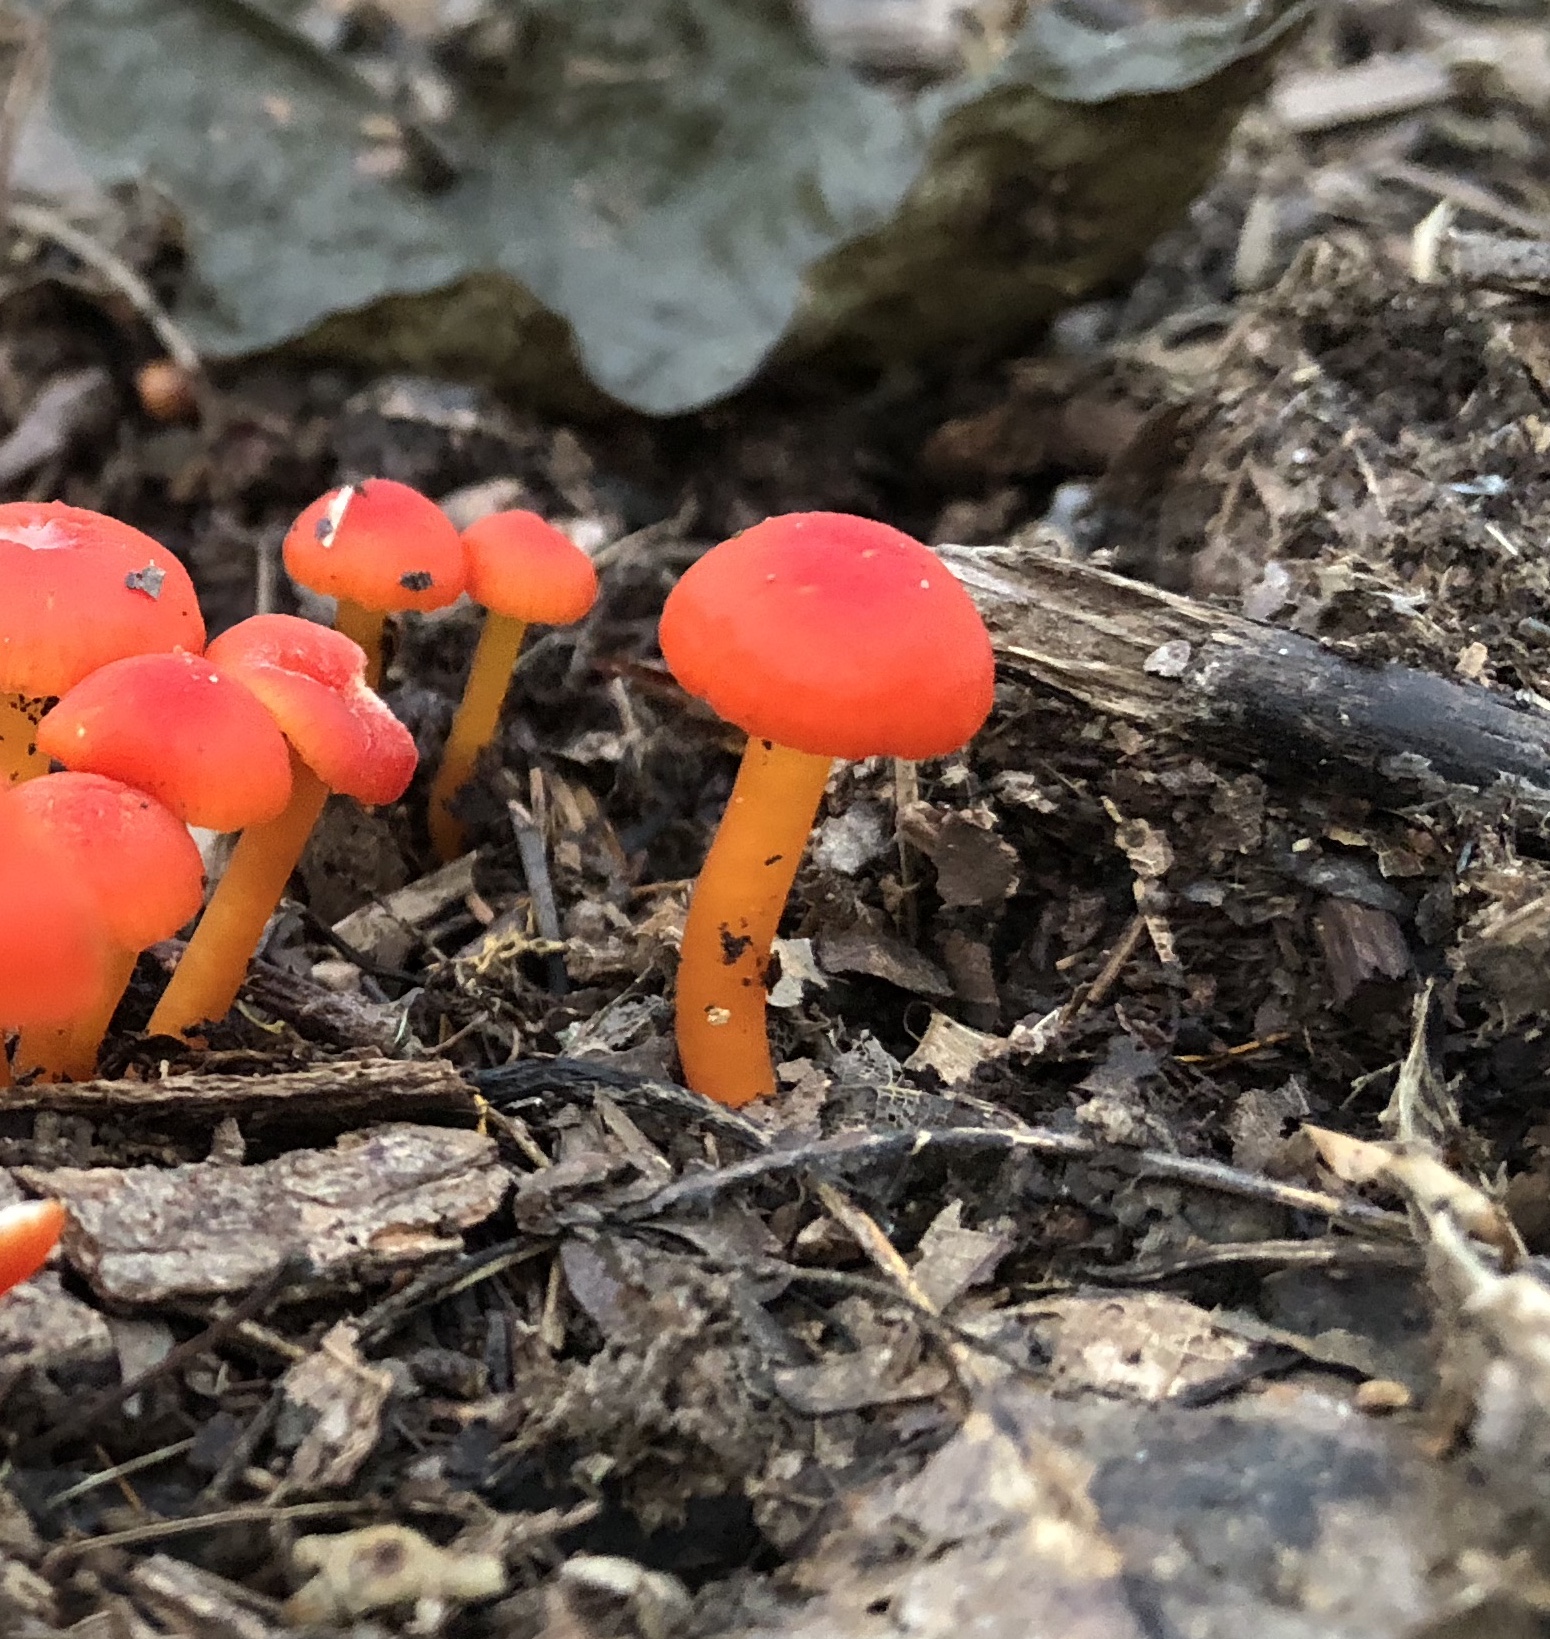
1,1057,477,1129
19,1123,507,1303
940,543,1550,824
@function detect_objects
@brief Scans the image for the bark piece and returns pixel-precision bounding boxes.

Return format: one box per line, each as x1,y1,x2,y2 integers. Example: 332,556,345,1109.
129,1555,283,1639
1313,900,1411,1004
21,1124,507,1304
280,1322,393,1491
0,1057,477,1130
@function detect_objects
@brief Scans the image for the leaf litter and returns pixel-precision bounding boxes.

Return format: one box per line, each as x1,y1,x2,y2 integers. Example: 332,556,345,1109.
5,0,1550,1634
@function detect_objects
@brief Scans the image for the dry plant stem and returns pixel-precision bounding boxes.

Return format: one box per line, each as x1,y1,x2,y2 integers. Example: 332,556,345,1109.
0,692,47,783
17,947,137,1082
428,613,528,861
334,600,387,688
147,756,329,1037
677,739,832,1107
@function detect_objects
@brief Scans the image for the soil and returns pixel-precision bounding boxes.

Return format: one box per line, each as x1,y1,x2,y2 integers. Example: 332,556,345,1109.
4,1,1550,1635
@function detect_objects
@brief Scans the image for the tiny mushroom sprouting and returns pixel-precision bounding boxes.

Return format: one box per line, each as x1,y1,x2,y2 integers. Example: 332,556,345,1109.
11,773,206,1081
0,1198,68,1298
427,510,599,862
658,512,995,1107
0,794,109,1087
282,479,467,687
0,501,204,783
146,615,418,1038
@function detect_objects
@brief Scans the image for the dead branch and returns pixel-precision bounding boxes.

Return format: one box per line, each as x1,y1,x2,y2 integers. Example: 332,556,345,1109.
941,543,1550,825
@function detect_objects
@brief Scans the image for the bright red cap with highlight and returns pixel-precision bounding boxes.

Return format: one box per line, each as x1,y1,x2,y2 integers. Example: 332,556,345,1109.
658,513,994,762
205,615,418,805
12,772,205,950
0,501,205,698
0,797,108,1028
462,511,599,626
37,652,293,831
283,480,466,613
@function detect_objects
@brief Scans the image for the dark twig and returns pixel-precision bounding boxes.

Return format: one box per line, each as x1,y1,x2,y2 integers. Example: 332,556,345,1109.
624,1126,1410,1237
21,1258,306,1461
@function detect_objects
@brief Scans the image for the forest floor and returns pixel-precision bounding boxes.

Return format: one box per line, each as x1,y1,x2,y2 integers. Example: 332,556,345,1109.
4,1,1550,1635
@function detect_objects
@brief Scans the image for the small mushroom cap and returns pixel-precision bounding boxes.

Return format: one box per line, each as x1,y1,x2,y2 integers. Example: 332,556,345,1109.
0,502,205,698
12,772,205,951
461,511,599,626
0,798,108,1028
205,615,418,805
658,513,995,762
0,1199,67,1298
283,480,467,613
38,652,294,832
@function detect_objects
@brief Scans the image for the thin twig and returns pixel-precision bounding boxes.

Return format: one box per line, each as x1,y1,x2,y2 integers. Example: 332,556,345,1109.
44,1499,372,1563
8,201,202,375
508,799,567,994
46,1439,197,1511
626,1125,1411,1237
20,1258,303,1460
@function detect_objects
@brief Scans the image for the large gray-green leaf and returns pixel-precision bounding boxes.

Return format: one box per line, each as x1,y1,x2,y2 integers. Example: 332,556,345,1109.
42,0,1308,414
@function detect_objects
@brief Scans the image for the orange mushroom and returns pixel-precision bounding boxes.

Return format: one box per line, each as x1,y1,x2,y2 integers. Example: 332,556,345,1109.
147,615,418,1037
658,513,994,1106
282,479,466,687
0,502,203,784
0,796,109,1086
12,773,205,1080
428,510,599,861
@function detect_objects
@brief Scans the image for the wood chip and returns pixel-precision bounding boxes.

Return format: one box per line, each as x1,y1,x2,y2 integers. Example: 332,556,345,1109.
1271,53,1453,135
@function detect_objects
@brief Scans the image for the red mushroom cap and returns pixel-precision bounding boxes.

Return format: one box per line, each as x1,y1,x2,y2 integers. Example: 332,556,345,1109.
461,511,599,626
12,772,205,951
37,652,294,831
0,797,108,1027
0,1199,67,1297
204,615,418,805
658,513,995,762
0,502,205,698
282,480,467,614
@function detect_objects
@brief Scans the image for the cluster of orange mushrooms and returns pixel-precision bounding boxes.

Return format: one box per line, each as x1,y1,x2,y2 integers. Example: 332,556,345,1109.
0,489,993,1297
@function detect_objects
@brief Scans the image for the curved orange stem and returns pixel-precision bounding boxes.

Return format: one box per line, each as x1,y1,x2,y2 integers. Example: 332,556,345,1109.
675,739,832,1106
147,756,329,1038
428,613,527,862
16,946,137,1081
334,601,387,689
0,693,48,784
0,1199,65,1296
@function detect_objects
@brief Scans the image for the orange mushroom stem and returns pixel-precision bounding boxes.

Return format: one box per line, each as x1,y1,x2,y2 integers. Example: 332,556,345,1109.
147,752,328,1035
333,600,389,687
428,613,526,860
0,694,47,784
675,739,832,1106
427,511,597,863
